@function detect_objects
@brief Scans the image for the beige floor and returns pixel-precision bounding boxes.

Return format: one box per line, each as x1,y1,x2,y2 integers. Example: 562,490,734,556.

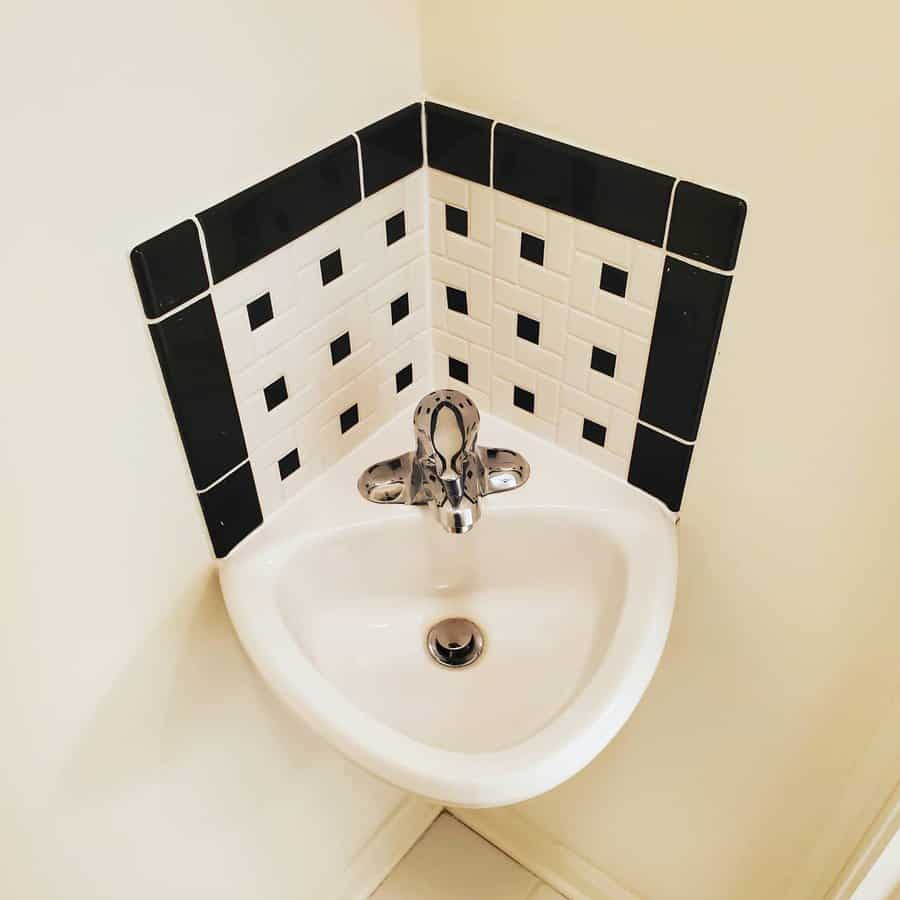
372,813,565,899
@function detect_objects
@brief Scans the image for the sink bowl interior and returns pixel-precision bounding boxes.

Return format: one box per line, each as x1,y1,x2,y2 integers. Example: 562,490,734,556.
277,507,626,753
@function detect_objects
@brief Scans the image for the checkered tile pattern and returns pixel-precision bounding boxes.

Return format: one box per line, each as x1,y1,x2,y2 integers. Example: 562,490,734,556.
211,171,429,517
428,167,665,478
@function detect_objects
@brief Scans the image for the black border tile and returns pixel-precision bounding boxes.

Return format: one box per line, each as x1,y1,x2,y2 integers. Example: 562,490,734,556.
628,424,694,512
197,462,263,558
639,257,731,441
667,181,747,271
130,220,209,318
425,102,492,186
149,296,247,490
197,137,360,283
357,103,423,196
494,123,675,246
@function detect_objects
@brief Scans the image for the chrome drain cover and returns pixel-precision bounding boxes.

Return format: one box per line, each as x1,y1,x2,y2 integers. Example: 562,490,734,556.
426,617,484,668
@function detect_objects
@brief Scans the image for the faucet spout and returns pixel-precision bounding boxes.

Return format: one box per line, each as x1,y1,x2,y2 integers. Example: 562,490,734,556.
357,389,529,534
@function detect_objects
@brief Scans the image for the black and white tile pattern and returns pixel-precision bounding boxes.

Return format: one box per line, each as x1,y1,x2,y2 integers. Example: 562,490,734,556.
132,98,745,557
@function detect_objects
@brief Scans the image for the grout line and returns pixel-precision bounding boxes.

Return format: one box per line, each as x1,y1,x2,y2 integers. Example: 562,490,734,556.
350,132,366,199
636,418,695,446
664,247,736,276
196,456,249,494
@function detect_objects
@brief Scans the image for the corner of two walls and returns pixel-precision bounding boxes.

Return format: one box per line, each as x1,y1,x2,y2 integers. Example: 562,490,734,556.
130,98,745,561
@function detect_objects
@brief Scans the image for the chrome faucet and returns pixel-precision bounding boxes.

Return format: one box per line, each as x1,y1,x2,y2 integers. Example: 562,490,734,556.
357,389,530,534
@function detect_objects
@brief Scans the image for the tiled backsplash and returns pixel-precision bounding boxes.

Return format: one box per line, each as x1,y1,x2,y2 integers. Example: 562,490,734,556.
130,99,745,557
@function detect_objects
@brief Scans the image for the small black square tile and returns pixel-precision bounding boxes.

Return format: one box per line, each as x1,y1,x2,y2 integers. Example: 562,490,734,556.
278,448,301,480
448,357,469,384
148,296,247,490
520,232,545,266
390,293,410,324
446,286,468,315
246,292,274,330
198,137,360,284
395,363,413,393
582,418,607,446
516,313,541,345
264,376,288,411
445,205,468,237
197,462,263,558
385,211,406,246
357,103,423,196
130,220,210,318
600,263,628,297
320,249,343,285
424,102,493,185
639,257,731,441
591,345,617,377
340,403,359,434
513,385,535,414
628,424,694,512
667,181,747,271
330,331,351,365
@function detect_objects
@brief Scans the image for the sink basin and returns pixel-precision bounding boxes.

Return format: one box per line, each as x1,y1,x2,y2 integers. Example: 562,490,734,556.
221,406,677,807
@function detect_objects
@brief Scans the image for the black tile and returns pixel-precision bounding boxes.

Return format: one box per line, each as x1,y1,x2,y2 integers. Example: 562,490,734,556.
340,403,359,434
385,211,406,245
330,331,351,365
197,137,360,283
278,448,301,480
639,257,731,441
320,249,343,285
513,385,535,414
628,424,694,512
197,462,263,558
264,376,288,411
395,363,413,393
516,313,541,345
246,292,274,330
390,293,410,324
446,286,468,315
591,345,617,377
448,357,469,384
425,102,492,185
520,232,545,265
667,181,747,271
149,296,247,490
357,103,423,196
445,204,468,237
600,263,628,297
494,124,674,246
130,220,209,318
582,418,607,447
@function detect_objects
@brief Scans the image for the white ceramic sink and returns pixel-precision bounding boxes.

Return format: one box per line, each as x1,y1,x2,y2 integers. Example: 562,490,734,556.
221,406,677,807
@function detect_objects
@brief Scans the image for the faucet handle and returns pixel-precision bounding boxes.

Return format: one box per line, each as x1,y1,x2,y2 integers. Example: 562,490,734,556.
413,389,479,476
478,447,531,495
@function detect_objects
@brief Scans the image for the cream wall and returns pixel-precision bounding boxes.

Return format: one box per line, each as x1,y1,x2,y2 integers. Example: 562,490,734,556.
420,2,900,899
0,2,424,897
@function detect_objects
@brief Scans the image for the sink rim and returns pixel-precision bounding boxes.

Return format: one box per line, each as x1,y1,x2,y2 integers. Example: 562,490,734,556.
220,404,677,807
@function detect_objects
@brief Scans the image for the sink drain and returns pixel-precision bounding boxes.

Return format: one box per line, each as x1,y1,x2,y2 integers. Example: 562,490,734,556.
426,618,484,668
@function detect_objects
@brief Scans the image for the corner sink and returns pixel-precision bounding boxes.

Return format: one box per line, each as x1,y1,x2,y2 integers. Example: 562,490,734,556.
221,405,677,807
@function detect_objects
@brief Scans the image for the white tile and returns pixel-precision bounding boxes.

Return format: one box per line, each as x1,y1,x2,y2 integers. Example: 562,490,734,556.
494,222,521,283
541,298,568,355
628,242,665,310
527,885,568,900
494,279,543,319
432,256,469,290
570,251,604,313
616,331,651,390
561,383,611,422
588,368,639,415
575,221,632,268
493,353,536,391
568,309,621,354
366,225,425,288
515,337,564,380
545,212,574,275
468,344,492,393
468,269,493,324
494,190,547,235
403,170,426,233
372,814,537,900
535,372,560,423
429,199,446,254
446,232,492,274
468,183,494,246
428,168,468,207
563,334,592,392
606,405,638,458
492,304,516,358
594,289,654,337
433,328,468,361
491,377,556,441
557,408,628,478
518,258,569,303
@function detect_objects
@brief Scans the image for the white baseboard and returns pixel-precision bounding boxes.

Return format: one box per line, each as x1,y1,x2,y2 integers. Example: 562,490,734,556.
450,806,640,900
333,796,442,900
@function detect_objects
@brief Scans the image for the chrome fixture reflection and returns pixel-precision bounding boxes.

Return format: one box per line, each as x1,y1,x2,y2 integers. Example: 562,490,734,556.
357,389,530,534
